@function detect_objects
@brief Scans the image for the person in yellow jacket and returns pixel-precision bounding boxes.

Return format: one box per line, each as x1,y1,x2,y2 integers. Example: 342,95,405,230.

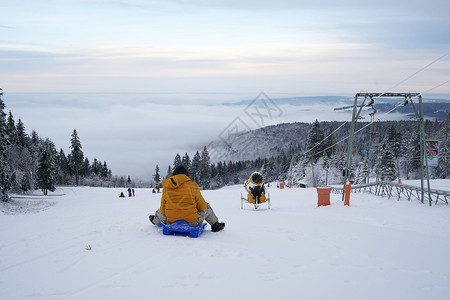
149,165,225,232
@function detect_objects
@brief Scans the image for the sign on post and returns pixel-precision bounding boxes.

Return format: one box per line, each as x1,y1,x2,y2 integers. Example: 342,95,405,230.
425,139,439,167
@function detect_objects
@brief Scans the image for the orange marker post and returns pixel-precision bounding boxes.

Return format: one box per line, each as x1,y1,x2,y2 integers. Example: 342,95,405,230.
344,182,351,206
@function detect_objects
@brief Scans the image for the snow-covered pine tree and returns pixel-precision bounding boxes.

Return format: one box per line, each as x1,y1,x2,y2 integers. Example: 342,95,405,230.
165,165,172,179
434,114,450,178
214,161,226,186
81,157,90,177
20,171,31,191
102,161,110,178
306,119,325,163
69,129,84,186
200,146,211,189
190,151,201,184
263,158,275,182
354,160,368,185
375,143,397,182
91,158,100,176
6,111,17,145
153,165,161,183
386,124,402,178
17,127,36,190
16,118,28,148
173,153,182,170
323,124,337,157
182,153,191,174
0,96,11,202
36,138,58,195
402,126,421,179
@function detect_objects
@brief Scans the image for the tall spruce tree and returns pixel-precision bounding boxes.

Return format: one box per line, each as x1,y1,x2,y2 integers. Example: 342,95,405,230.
306,119,325,163
69,129,84,186
153,165,161,183
173,153,182,170
166,165,172,179
0,96,11,201
191,151,201,183
200,146,211,189
375,143,397,181
434,114,450,178
323,124,337,157
7,111,17,145
16,118,28,148
182,152,191,174
102,161,110,178
403,126,421,179
355,160,369,184
57,149,70,185
386,124,402,177
36,139,58,195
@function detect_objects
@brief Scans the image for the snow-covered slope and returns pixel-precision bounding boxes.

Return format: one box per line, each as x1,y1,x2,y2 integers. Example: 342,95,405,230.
1,183,450,299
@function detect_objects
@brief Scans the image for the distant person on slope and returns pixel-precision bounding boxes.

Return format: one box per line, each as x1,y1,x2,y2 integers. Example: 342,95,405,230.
149,165,225,232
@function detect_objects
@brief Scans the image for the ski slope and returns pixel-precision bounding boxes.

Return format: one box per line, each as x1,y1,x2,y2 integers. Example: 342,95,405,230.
1,182,450,300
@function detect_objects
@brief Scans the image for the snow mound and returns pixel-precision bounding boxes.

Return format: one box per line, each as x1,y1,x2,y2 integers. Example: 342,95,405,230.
1,197,57,215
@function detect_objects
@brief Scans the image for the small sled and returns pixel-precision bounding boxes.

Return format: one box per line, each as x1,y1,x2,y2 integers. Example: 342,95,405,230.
158,220,207,238
241,192,270,210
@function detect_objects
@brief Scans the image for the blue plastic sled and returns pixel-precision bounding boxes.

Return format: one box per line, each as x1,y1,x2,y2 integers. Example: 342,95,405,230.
158,220,207,238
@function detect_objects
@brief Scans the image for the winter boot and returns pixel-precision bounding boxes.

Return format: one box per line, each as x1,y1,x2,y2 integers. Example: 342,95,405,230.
149,215,155,224
211,221,225,232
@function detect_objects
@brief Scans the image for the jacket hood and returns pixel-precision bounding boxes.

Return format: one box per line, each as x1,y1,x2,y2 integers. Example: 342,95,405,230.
162,174,191,189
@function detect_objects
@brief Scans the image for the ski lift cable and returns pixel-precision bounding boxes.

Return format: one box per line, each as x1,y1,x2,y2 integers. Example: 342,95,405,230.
308,99,405,158
298,52,449,159
302,120,349,156
422,79,450,94
305,74,450,159
352,101,407,135
385,51,449,92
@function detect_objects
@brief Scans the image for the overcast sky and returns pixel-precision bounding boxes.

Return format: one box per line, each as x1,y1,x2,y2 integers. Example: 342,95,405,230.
1,0,449,180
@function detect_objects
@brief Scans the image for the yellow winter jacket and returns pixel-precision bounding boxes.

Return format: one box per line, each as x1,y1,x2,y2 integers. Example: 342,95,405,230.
160,174,208,224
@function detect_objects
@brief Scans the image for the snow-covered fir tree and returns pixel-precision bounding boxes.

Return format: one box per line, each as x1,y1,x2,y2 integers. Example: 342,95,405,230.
165,165,172,179
182,153,191,174
16,118,28,148
199,146,211,189
402,126,421,179
36,139,58,195
354,160,369,184
323,124,337,157
6,111,17,145
386,124,402,177
0,96,11,202
375,143,397,182
190,151,201,184
434,114,450,178
173,153,182,170
306,119,325,163
69,129,84,186
153,165,161,184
